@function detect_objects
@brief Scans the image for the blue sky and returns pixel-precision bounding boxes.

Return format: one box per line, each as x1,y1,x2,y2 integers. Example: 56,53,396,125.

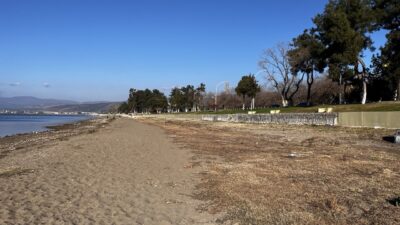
0,0,386,101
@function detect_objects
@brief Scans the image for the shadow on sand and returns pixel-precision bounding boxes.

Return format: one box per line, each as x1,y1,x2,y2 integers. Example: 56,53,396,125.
382,136,395,143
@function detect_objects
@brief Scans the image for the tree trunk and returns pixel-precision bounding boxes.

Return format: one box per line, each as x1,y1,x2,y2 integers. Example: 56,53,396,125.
281,97,288,107
251,97,255,110
306,71,313,106
343,84,347,104
357,57,368,105
306,83,312,106
287,98,293,107
397,78,400,101
339,74,343,104
242,96,246,110
361,79,367,105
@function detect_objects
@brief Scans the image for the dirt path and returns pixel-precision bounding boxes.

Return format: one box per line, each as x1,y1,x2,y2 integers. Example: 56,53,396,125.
0,118,216,225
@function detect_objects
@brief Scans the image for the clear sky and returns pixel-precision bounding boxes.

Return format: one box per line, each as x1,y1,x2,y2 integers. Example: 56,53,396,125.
0,0,386,102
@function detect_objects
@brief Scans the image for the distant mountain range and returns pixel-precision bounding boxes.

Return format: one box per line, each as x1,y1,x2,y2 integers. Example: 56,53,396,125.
0,96,121,113
0,96,78,109
46,102,120,113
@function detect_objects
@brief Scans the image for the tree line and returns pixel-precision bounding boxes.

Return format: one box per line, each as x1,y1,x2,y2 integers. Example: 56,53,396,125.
119,0,399,113
118,88,168,113
118,84,206,113
169,83,206,112
260,0,400,107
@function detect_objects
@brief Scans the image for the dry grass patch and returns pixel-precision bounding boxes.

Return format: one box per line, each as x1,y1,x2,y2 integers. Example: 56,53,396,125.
0,168,35,178
142,118,400,225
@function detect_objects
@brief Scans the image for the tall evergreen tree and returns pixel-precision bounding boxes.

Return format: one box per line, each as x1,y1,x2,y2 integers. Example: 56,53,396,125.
235,74,260,110
169,87,185,112
181,85,195,112
119,88,168,113
288,29,326,106
372,0,400,100
313,0,375,104
194,83,206,111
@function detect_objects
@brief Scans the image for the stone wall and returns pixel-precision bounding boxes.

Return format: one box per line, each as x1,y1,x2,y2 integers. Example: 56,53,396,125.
202,113,338,126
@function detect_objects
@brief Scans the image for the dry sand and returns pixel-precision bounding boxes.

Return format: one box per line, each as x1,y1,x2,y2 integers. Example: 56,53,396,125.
0,118,216,225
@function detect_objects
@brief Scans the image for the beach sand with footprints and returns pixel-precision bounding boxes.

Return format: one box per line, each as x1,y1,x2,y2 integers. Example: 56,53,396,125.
0,118,216,225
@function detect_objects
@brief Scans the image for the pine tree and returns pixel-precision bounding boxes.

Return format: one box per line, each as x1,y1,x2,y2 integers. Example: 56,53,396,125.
288,29,326,106
372,0,400,100
313,0,375,104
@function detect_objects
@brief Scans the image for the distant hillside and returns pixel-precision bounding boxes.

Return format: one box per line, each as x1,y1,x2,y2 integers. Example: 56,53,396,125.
46,102,121,113
0,96,78,109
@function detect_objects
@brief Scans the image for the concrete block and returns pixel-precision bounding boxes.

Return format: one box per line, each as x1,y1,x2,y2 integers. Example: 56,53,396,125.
395,130,400,143
395,135,400,143
270,110,280,114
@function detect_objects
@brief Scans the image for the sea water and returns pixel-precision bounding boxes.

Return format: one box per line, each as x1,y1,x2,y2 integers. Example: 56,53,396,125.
0,114,90,137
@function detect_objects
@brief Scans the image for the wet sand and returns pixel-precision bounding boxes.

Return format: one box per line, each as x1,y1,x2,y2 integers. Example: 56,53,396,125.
0,118,216,224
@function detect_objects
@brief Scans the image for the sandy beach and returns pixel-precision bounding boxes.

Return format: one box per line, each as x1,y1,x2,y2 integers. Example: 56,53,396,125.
0,118,216,225
1,116,399,225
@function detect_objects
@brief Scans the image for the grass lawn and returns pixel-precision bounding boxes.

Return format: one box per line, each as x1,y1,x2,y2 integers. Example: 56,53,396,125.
196,101,400,114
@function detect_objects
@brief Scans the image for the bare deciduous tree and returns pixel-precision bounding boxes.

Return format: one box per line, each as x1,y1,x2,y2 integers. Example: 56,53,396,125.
259,43,304,107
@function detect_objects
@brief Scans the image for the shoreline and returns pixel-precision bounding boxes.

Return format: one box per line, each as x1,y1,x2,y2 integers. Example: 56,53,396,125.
0,117,216,224
0,116,114,159
0,114,96,138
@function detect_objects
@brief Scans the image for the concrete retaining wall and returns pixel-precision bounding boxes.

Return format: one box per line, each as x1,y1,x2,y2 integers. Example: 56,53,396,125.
126,111,400,129
131,113,203,121
338,111,400,129
202,113,338,126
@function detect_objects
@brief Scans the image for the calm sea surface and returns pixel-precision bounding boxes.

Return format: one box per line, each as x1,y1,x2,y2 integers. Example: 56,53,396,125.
0,114,91,137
